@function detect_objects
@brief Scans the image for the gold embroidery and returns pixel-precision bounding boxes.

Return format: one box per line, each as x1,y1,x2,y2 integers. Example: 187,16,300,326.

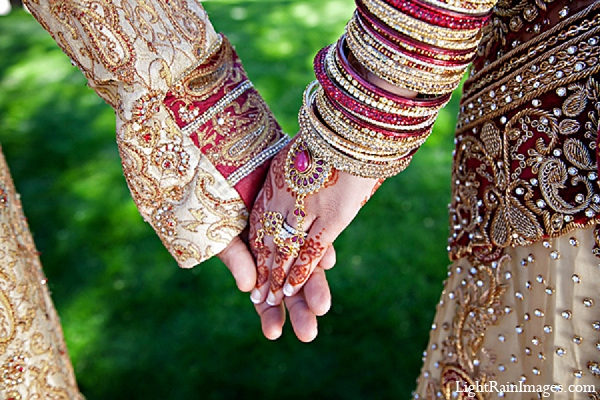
469,1,600,100
449,2,600,260
194,171,248,245
0,149,81,398
459,29,600,132
26,0,291,267
50,0,136,82
438,255,510,399
158,0,207,57
176,40,233,104
204,92,278,167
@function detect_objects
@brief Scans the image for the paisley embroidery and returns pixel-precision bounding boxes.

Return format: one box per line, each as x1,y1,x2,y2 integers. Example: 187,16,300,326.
26,0,288,267
0,150,81,398
449,5,600,260
159,0,207,54
50,0,136,82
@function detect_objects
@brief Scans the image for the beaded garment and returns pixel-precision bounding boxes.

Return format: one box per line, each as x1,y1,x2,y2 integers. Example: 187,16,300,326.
448,0,600,261
1,1,292,397
416,0,600,398
0,149,82,398
24,0,289,268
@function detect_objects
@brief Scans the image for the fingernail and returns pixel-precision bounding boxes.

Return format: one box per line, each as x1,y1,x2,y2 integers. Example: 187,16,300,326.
250,289,262,304
283,283,294,297
266,292,276,306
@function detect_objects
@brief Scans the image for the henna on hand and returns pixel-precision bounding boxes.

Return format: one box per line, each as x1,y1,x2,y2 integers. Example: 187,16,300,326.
287,231,327,287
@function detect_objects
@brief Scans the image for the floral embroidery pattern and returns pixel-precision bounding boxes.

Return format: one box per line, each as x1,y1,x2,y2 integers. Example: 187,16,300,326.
0,149,82,398
25,0,288,267
448,2,600,261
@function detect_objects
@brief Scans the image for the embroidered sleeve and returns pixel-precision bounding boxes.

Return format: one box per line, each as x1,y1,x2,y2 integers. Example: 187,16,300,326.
23,0,288,267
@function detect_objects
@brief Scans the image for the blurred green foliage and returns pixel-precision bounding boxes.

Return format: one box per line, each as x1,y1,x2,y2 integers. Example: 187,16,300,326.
0,2,458,398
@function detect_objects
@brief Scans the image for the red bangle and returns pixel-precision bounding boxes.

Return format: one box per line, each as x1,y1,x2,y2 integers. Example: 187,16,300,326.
355,1,478,62
377,0,491,30
320,88,435,139
354,11,471,68
351,13,470,72
335,38,452,108
315,47,434,126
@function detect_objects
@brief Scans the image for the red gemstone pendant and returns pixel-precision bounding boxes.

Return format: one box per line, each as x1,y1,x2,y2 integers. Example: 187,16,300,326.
285,140,331,195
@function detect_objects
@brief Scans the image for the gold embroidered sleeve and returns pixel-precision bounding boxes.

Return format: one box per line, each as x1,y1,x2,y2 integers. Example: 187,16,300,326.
23,0,288,267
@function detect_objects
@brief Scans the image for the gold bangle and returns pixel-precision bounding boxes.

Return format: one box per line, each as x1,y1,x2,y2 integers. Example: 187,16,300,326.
302,124,415,178
419,0,496,16
314,88,433,151
348,33,465,94
302,105,412,161
299,82,423,178
363,0,482,50
306,86,422,160
346,30,467,82
326,48,440,117
348,16,468,75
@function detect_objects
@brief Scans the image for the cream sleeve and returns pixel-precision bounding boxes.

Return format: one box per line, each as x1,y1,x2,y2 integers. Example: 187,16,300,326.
23,0,289,267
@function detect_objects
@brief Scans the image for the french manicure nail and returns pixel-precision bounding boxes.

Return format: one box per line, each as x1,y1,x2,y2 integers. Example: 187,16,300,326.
266,292,276,306
250,289,262,304
283,283,293,297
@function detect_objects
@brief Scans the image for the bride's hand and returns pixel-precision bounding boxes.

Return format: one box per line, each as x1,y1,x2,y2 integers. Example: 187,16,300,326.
218,230,333,342
254,263,333,342
248,137,382,309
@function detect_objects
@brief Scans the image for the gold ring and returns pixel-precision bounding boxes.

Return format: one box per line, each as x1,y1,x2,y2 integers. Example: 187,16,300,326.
255,211,306,257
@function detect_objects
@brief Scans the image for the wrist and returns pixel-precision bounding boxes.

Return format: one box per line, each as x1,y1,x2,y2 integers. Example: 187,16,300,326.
347,49,418,99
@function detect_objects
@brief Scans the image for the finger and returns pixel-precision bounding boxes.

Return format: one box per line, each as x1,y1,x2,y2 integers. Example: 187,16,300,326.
250,238,273,304
248,193,277,304
319,244,336,271
217,236,257,292
303,266,331,316
254,302,286,341
264,210,317,304
250,232,294,306
263,212,308,307
282,222,333,298
266,249,295,306
285,291,318,342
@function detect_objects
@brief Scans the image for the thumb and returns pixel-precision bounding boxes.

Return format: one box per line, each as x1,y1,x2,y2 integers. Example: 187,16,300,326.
218,236,257,292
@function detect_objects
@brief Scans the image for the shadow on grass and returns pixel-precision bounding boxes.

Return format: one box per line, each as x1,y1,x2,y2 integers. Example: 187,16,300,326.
0,2,456,398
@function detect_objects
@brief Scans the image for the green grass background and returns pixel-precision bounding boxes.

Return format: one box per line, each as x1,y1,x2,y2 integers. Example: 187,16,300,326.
0,2,458,398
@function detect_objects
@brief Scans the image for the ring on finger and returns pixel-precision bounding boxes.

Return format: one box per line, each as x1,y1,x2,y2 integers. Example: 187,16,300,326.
282,219,308,239
255,211,306,257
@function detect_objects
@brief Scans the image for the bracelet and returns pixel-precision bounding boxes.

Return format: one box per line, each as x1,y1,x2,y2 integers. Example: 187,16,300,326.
316,46,439,124
320,86,436,134
347,30,466,94
315,90,431,153
346,16,468,83
357,4,477,63
335,39,452,109
417,0,496,16
382,0,491,30
350,12,469,71
360,0,482,50
310,89,424,158
299,81,423,178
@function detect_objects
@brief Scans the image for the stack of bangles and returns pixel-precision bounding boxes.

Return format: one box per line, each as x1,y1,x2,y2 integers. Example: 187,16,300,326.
255,0,492,255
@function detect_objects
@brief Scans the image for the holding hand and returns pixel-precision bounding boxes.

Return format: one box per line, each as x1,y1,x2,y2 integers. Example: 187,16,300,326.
217,227,335,343
247,137,382,340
